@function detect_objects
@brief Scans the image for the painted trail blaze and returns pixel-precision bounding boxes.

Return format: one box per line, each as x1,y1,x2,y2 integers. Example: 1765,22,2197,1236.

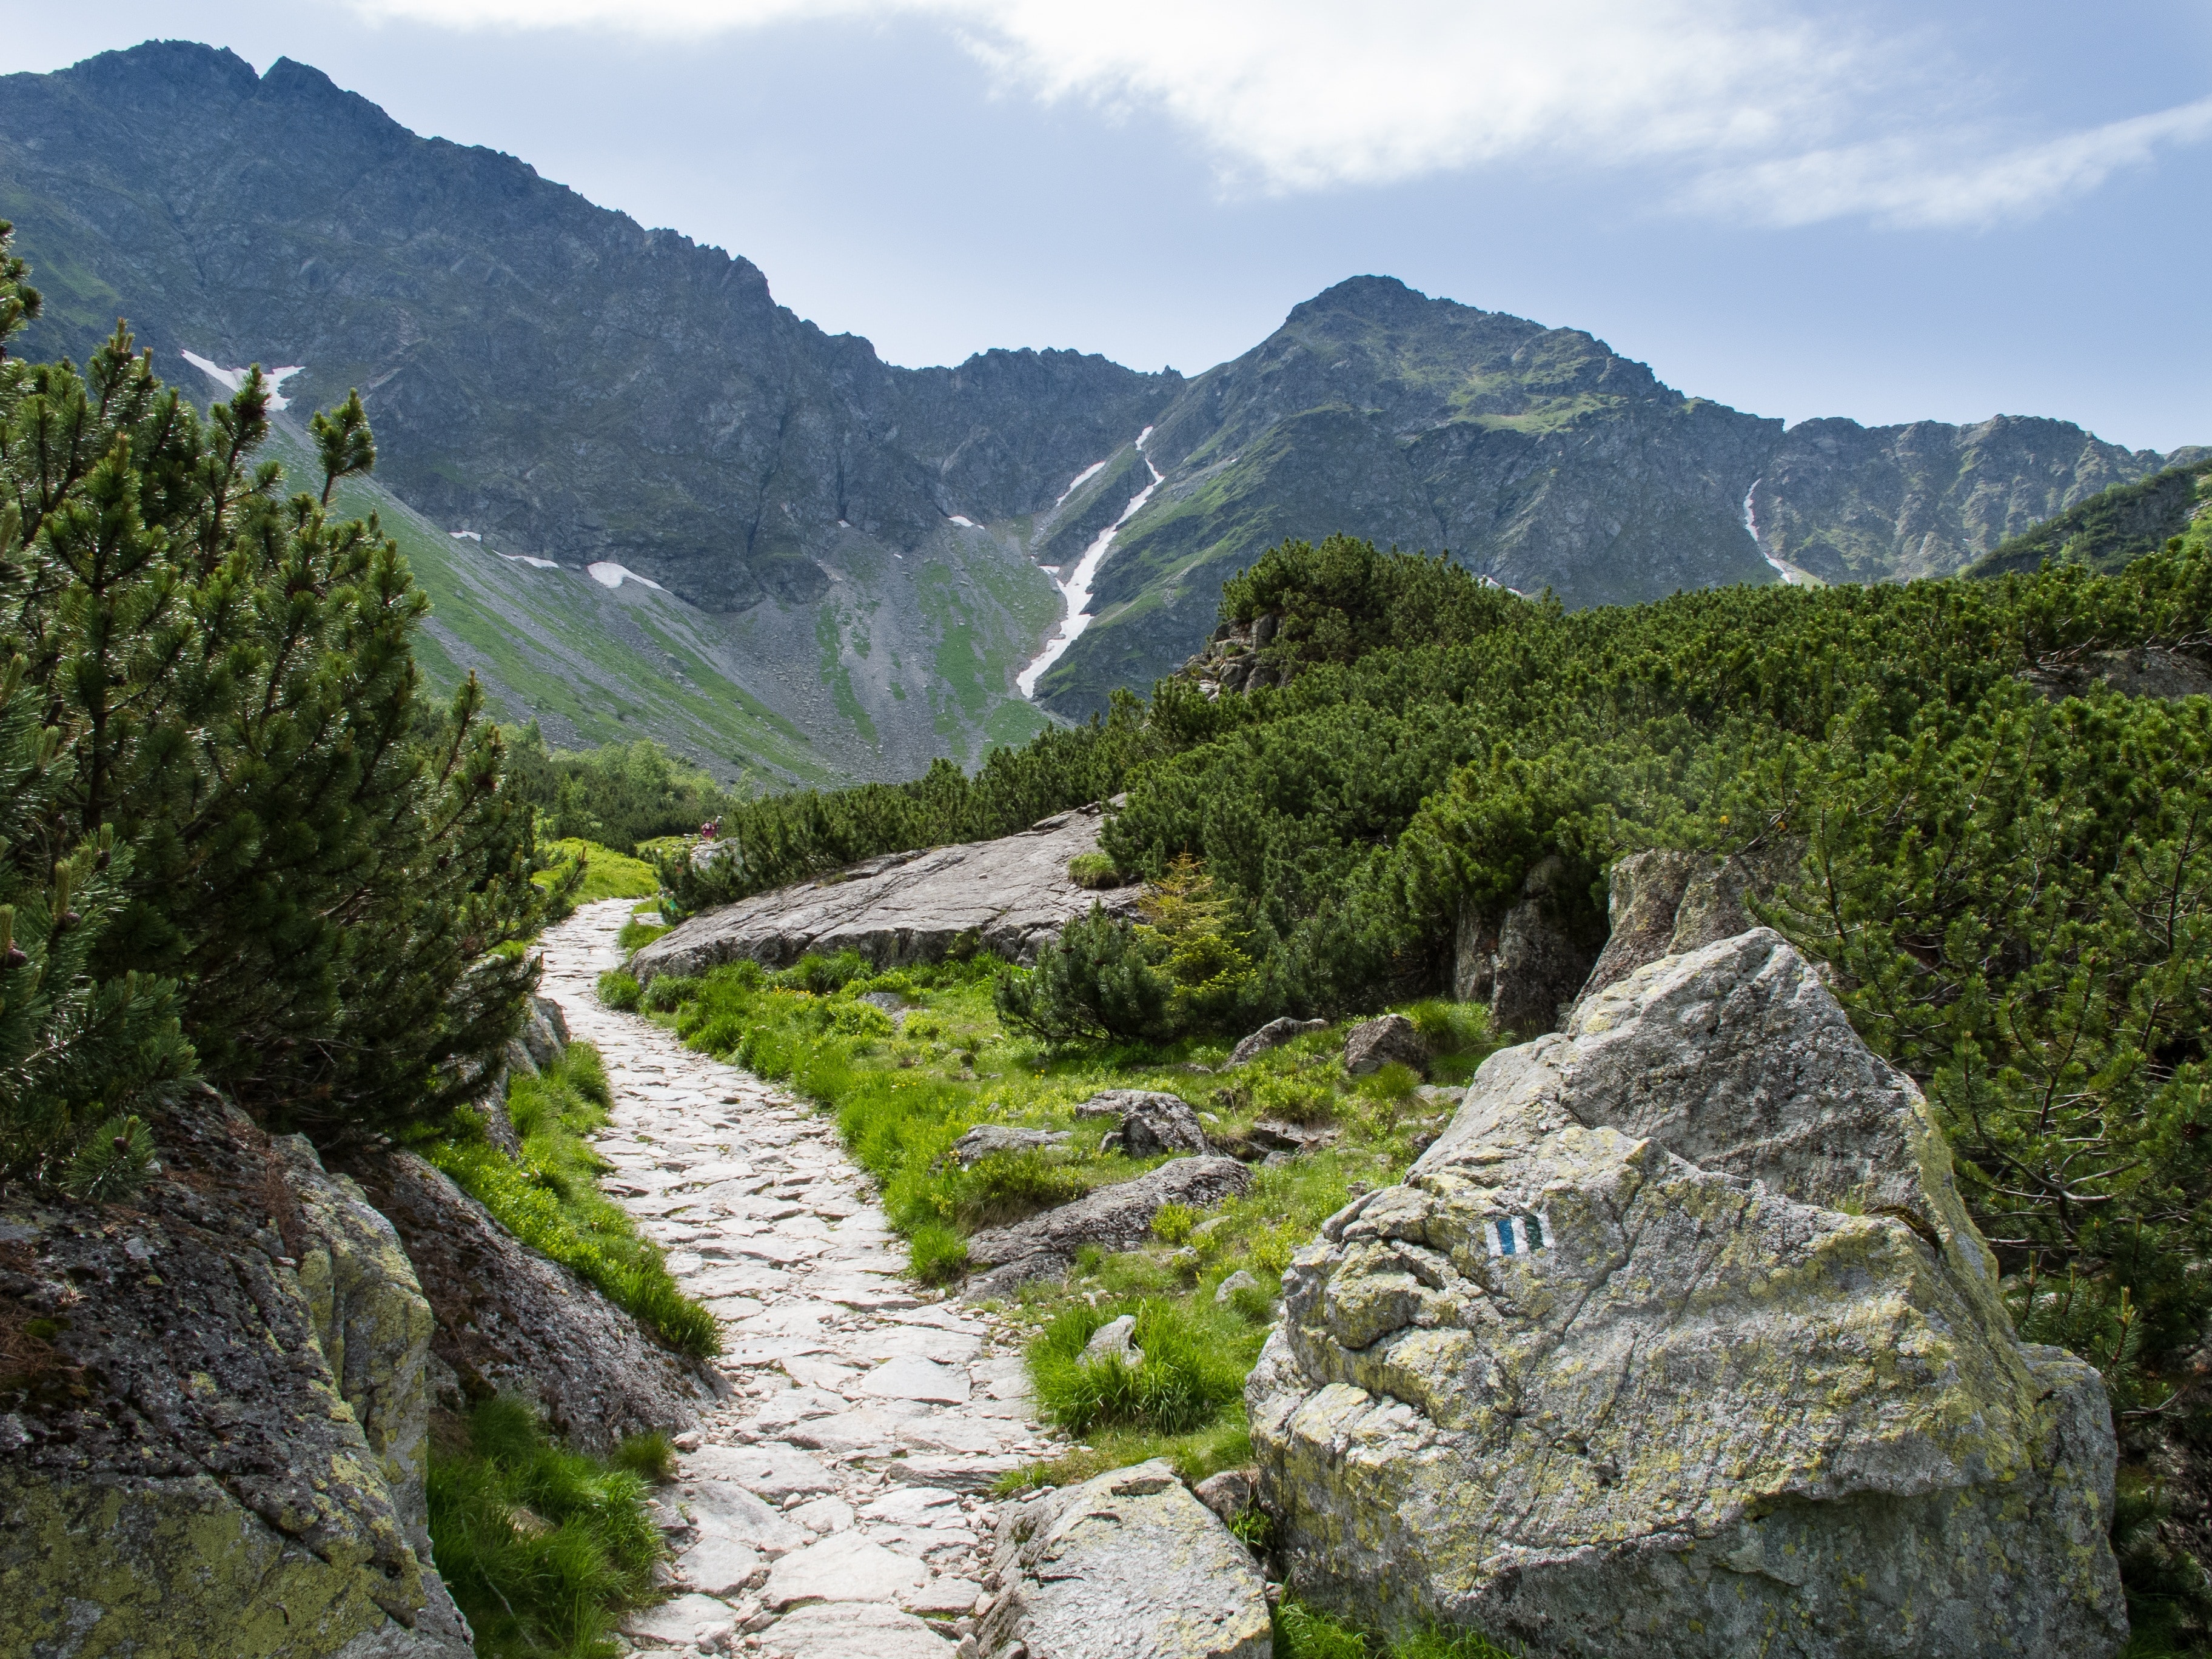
1486,1213,1547,1258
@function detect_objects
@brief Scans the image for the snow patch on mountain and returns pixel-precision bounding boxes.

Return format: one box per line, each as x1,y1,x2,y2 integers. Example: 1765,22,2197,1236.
586,562,665,591
181,352,304,410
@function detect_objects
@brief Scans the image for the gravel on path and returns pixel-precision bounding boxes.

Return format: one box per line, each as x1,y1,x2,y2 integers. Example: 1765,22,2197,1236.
537,899,1056,1659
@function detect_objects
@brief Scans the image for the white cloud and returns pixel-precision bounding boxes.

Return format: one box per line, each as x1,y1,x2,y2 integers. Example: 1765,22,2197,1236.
1684,94,2212,228
344,0,2211,226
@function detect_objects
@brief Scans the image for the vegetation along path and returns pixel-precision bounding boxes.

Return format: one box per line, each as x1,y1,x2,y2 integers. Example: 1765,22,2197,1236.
538,898,1058,1658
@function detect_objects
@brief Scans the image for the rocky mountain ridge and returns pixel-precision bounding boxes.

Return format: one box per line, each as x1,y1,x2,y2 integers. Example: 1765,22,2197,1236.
1,41,2190,756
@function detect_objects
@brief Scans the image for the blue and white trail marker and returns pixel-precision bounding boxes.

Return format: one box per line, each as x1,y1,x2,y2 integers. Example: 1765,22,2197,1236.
1485,1213,1548,1258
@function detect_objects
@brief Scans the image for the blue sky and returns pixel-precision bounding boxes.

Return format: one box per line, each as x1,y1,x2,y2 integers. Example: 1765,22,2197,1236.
5,0,2208,451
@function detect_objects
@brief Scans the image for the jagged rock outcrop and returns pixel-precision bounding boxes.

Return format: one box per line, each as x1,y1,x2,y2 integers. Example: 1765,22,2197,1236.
2023,644,2212,702
343,1150,714,1455
1249,928,2127,1658
1453,855,1604,1034
964,1157,1253,1301
0,1098,470,1658
978,1459,1272,1659
1575,843,1800,1010
1074,1088,1212,1156
633,805,1139,982
1179,612,1290,700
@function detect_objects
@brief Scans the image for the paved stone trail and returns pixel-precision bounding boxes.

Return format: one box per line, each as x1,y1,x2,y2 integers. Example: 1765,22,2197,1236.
538,899,1056,1659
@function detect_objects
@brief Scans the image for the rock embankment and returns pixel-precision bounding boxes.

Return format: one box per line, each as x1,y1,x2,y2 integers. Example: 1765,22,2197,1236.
1,1100,470,1659
632,804,1138,984
1249,927,2128,1658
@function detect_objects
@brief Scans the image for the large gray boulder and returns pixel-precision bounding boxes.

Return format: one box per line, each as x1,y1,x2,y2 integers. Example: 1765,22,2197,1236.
1250,928,2127,1658
964,1156,1252,1300
632,804,1139,982
977,1459,1272,1659
344,1150,714,1455
1342,1013,1427,1078
0,1100,471,1659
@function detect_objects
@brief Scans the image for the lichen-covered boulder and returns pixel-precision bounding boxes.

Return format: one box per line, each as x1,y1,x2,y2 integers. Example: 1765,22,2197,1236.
1249,928,2127,1658
1574,843,1801,1010
0,1099,469,1659
977,1459,1271,1659
1076,1088,1211,1156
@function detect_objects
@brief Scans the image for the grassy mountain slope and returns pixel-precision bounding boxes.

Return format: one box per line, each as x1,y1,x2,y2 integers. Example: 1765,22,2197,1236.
1966,452,2212,578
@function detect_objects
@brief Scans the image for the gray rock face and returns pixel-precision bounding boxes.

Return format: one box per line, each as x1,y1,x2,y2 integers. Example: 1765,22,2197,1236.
344,1150,713,1455
978,1459,1272,1659
947,1124,1072,1167
632,805,1138,982
1453,856,1603,1034
964,1157,1254,1301
1250,928,2127,1658
2025,644,2212,702
1575,844,1800,1010
1343,1013,1427,1077
1076,1088,1212,1156
1227,1016,1330,1067
0,1098,469,1659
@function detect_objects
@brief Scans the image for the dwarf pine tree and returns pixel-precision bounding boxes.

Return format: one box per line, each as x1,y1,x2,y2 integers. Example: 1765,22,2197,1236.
0,220,558,1169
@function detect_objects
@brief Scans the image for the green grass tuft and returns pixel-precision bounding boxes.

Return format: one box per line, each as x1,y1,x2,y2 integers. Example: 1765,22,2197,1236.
427,1397,665,1659
1028,1298,1251,1436
429,1044,720,1358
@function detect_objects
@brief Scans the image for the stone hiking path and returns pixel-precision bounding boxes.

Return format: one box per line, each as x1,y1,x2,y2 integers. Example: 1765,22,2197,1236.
538,898,1058,1659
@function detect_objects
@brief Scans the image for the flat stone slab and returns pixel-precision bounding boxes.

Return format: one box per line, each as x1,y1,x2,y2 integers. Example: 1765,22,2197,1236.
861,1354,973,1403
763,1530,932,1610
978,1459,1271,1659
771,1600,953,1659
631,805,1141,980
685,1478,808,1553
964,1156,1253,1300
622,1592,738,1649
686,1441,840,1501
677,1533,760,1596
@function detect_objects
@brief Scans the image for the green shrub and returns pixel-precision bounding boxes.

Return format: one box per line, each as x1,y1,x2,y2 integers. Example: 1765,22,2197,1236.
910,1222,970,1285
1401,999,1493,1057
1068,851,1123,890
427,1396,663,1659
1152,1202,1199,1245
996,904,1170,1044
0,249,557,1164
1359,1062,1423,1102
775,951,871,994
597,971,641,1011
615,917,669,954
609,1431,677,1484
1028,1299,1248,1435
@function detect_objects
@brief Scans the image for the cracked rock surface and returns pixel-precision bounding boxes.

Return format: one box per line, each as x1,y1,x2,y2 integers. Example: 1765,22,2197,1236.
538,900,1065,1658
629,806,1139,982
1250,926,2128,1659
